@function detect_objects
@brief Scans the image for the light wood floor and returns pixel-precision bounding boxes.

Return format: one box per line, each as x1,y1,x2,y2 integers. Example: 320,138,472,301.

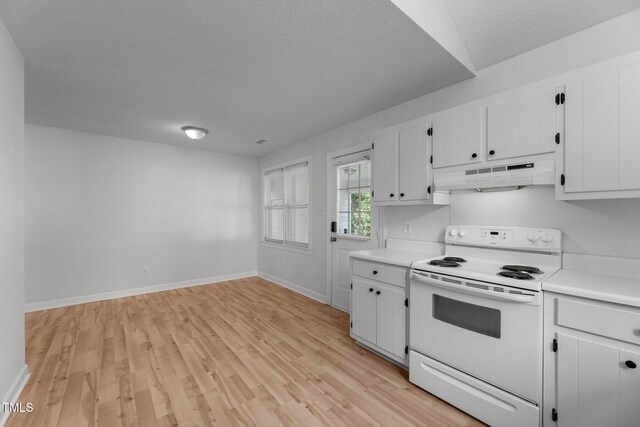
9,277,484,426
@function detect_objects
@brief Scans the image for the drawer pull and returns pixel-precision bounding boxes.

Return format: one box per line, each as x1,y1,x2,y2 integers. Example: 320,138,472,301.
376,290,381,295
372,270,378,275
625,360,637,369
369,288,374,293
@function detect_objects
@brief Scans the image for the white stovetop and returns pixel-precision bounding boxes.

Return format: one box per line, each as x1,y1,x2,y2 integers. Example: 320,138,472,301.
349,239,444,267
411,245,562,291
543,253,640,308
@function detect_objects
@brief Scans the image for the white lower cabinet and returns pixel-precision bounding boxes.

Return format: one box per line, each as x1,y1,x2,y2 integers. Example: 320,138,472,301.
544,292,640,427
350,259,407,365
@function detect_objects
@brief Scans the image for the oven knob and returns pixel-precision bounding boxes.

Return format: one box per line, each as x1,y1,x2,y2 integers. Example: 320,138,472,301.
449,229,458,237
541,233,553,243
527,232,539,242
459,230,466,237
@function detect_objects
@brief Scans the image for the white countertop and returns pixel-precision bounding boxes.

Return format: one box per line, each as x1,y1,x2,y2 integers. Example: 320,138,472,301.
349,248,437,267
349,239,444,267
543,253,640,308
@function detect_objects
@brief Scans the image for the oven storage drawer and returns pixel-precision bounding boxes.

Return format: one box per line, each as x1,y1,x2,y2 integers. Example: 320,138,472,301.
352,259,406,288
409,351,539,427
556,298,640,346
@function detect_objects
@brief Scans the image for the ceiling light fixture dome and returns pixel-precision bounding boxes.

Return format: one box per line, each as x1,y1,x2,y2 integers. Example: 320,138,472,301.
181,126,208,141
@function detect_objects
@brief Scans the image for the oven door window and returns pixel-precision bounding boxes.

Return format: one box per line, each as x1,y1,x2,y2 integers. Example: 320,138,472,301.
432,294,501,338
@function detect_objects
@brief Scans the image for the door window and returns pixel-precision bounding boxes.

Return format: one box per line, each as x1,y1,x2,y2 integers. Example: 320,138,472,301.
337,161,371,237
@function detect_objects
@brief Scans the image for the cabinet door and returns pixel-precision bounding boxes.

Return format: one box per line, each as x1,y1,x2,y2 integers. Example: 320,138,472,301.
619,62,640,190
432,105,484,168
564,70,620,193
556,333,640,427
375,283,406,359
619,348,640,427
487,87,556,161
398,123,430,201
372,132,398,202
351,278,377,345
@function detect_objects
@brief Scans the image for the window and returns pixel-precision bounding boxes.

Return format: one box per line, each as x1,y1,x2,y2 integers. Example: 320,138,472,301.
264,160,310,248
337,160,371,237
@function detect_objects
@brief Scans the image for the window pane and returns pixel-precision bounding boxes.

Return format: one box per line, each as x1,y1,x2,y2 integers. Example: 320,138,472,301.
351,212,371,237
338,212,350,235
360,162,371,188
265,207,283,241
266,170,284,206
287,207,308,245
338,190,350,212
360,191,371,213
288,164,308,205
338,165,350,189
349,164,361,189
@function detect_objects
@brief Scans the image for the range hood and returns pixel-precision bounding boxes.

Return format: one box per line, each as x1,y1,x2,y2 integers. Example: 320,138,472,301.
434,159,554,192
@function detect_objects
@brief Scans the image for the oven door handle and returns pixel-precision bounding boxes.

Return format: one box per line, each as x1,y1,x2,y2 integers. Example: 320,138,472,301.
410,272,536,304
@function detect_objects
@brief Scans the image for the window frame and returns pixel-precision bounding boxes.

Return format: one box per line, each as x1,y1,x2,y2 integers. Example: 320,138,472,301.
262,156,312,251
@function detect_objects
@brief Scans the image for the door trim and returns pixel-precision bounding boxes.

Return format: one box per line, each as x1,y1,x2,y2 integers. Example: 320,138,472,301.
325,143,383,311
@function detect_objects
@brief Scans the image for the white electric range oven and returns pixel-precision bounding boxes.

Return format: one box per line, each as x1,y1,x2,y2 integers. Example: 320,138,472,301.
409,225,562,427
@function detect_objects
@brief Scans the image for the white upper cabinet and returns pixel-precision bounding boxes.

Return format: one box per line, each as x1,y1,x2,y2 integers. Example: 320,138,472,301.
398,121,431,201
372,118,446,205
371,131,398,203
558,54,640,199
487,86,557,161
432,104,485,169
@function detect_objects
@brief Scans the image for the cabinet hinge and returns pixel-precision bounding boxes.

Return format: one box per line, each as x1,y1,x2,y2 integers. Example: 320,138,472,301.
350,321,353,328
555,132,560,144
404,298,408,307
552,338,558,352
555,92,565,105
560,174,565,186
427,185,431,195
427,127,433,136
405,346,408,355
372,190,374,198
350,283,353,290
552,408,558,422
430,155,433,164
371,142,374,149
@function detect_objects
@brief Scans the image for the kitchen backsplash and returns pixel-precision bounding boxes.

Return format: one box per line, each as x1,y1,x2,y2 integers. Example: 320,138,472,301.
384,186,640,259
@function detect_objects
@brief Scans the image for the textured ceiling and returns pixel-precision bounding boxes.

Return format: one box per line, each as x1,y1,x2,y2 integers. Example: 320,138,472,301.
443,0,640,70
1,1,639,156
0,0,475,156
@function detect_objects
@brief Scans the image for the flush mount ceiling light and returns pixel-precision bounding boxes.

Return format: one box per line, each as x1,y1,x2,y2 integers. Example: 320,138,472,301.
181,126,208,141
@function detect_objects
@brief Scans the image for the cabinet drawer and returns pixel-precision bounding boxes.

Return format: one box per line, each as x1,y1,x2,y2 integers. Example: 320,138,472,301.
557,297,640,346
352,259,406,288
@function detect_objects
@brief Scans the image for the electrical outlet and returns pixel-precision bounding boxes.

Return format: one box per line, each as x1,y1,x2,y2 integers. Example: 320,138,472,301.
403,222,412,233
142,266,148,275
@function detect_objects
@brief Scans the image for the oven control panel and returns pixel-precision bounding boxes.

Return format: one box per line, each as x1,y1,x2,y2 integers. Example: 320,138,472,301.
445,225,562,253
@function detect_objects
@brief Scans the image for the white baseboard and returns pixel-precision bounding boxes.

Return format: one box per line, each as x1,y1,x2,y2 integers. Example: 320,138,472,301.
0,364,30,427
24,271,258,313
258,272,327,304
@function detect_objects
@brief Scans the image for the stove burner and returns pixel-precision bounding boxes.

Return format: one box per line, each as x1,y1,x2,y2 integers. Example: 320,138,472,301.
498,271,535,280
428,260,461,267
443,257,467,263
501,265,543,274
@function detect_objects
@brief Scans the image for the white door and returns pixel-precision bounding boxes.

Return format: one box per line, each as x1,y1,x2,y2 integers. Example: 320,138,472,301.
556,333,640,427
371,132,398,202
375,283,406,359
486,87,557,161
432,104,484,168
351,278,377,344
329,148,379,312
398,122,431,201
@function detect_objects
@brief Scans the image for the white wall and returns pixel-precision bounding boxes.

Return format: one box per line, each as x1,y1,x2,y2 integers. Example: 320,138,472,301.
25,125,258,306
0,16,26,411
258,9,640,299
450,187,640,259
